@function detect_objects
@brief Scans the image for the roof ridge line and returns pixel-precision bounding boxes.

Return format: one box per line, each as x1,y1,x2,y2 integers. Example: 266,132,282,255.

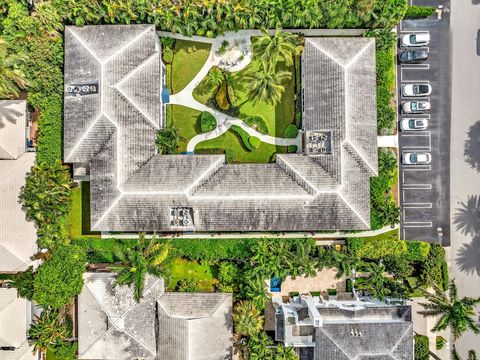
344,141,377,176
308,39,346,69
318,327,352,359
276,155,318,195
337,192,369,228
103,26,153,65
65,113,103,162
91,194,123,230
0,244,31,272
389,323,413,359
185,156,225,196
0,145,15,160
66,27,102,64
345,40,374,69
112,85,159,130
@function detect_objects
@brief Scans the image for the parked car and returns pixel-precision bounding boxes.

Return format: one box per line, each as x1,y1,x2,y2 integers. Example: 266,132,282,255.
398,49,428,64
402,152,432,165
400,33,430,47
402,83,432,97
402,101,430,114
399,118,429,131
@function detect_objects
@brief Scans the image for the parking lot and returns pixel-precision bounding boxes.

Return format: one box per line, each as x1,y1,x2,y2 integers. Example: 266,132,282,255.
397,0,451,245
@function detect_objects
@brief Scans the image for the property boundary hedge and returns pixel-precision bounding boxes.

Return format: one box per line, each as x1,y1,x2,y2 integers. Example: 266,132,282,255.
405,6,435,19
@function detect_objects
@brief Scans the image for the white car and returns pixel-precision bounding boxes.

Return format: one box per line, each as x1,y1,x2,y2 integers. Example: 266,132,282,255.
400,118,428,131
402,101,430,114
400,33,430,47
402,83,432,97
402,152,431,165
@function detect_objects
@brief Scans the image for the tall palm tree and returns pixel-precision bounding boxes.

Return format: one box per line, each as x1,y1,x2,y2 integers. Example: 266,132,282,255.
418,280,480,340
0,38,28,98
453,345,478,360
359,262,388,300
335,249,363,279
245,64,291,106
207,66,224,90
253,28,298,68
248,331,274,360
274,344,297,360
6,266,35,300
232,300,264,337
110,233,172,301
28,308,71,352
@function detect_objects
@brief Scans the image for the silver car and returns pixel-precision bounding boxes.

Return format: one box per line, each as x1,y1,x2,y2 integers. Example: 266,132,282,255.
400,33,430,47
400,118,428,131
402,83,432,97
402,101,431,114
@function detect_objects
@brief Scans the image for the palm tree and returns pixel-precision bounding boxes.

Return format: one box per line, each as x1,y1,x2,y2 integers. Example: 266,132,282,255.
6,266,35,300
0,38,28,98
245,64,291,106
335,249,363,279
110,233,172,301
253,28,298,68
241,271,270,310
274,344,297,360
28,308,71,352
207,66,224,91
418,280,480,340
155,125,181,155
248,331,274,360
232,300,264,337
359,262,388,300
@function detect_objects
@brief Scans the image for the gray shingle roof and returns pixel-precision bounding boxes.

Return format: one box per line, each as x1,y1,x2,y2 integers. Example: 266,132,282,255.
64,28,377,232
78,273,233,360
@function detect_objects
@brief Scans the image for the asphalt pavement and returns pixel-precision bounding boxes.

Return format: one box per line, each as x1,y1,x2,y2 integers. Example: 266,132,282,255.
397,0,451,245
450,0,480,356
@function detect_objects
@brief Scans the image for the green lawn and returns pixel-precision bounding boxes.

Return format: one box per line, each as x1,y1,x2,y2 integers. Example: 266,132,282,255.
166,258,217,292
355,228,399,242
196,129,287,163
168,105,202,153
67,182,100,239
171,40,211,94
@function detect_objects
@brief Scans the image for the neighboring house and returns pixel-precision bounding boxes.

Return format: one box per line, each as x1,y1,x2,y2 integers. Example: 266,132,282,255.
0,101,37,272
64,25,377,232
275,294,413,360
0,288,37,360
77,273,233,360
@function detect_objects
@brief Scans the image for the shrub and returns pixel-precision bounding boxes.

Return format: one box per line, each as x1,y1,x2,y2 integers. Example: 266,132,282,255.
28,308,72,353
231,125,254,151
199,111,216,132
33,245,87,309
162,47,173,64
226,149,236,163
405,241,431,261
347,237,407,260
156,126,179,154
215,81,230,110
419,244,446,288
295,112,302,127
36,219,70,250
249,136,261,149
405,6,435,19
441,259,449,291
6,266,35,300
244,115,268,134
283,124,299,138
414,335,429,360
195,148,224,155
176,279,200,292
287,145,298,153
233,300,264,337
19,161,72,226
218,40,229,55
218,262,240,291
160,37,175,49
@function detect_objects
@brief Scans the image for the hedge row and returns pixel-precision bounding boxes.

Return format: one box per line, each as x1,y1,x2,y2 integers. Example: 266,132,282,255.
244,115,268,134
231,125,255,151
414,335,429,360
405,6,436,19
199,111,216,132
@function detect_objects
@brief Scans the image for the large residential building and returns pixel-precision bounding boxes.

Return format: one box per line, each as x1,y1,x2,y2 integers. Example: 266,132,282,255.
64,25,377,232
275,293,413,360
77,273,233,360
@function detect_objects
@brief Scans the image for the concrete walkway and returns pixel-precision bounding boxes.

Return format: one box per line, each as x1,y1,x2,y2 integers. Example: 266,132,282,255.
377,135,398,148
163,30,303,152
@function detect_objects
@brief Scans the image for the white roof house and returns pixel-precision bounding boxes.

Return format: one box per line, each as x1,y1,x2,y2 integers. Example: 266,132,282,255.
0,288,37,360
0,100,27,160
0,153,37,272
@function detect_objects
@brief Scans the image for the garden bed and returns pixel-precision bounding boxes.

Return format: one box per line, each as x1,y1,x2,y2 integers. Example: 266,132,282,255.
67,182,100,240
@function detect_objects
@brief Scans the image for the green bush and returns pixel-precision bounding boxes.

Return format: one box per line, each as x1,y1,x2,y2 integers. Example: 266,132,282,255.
287,144,298,153
295,112,302,127
215,81,230,110
405,6,435,19
414,335,429,360
244,115,269,134
441,259,449,291
375,45,396,134
162,47,174,64
160,37,175,49
347,237,407,259
249,136,261,149
231,125,254,151
218,262,240,292
405,241,431,261
419,244,447,288
33,245,87,309
176,279,200,292
199,111,216,132
194,147,224,155
225,149,236,163
283,124,299,138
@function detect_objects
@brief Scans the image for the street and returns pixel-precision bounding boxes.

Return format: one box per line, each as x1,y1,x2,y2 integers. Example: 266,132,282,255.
450,0,480,356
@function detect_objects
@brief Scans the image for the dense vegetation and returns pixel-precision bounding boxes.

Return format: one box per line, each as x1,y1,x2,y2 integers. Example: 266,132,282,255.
414,334,429,360
405,5,436,19
370,148,400,229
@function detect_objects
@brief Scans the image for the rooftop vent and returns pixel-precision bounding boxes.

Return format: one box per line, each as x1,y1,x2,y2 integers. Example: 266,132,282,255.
170,207,194,227
305,131,332,155
65,81,99,97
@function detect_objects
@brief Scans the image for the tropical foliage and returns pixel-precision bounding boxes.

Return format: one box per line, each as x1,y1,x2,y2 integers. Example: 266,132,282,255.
156,126,181,154
6,266,35,300
28,308,72,353
0,37,28,98
245,66,291,105
110,233,172,301
33,245,87,309
418,280,480,340
253,29,298,68
233,300,264,337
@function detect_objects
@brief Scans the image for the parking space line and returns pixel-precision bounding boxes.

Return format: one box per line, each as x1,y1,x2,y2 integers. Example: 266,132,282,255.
403,222,433,228
400,79,430,83
402,203,432,208
402,183,432,190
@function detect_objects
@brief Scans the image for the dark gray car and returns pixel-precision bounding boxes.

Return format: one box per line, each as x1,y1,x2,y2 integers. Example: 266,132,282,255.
398,49,428,64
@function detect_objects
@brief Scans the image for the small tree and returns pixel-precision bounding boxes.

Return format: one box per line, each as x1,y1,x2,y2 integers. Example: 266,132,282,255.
156,126,180,154
33,245,86,309
253,28,298,68
6,266,35,300
233,300,264,337
19,161,72,225
28,308,71,353
245,63,291,106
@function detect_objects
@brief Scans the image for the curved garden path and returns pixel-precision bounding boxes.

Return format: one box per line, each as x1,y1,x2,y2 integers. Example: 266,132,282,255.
162,31,303,153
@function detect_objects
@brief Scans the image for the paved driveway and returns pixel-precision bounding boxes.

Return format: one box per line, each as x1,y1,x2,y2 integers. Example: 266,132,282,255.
450,0,480,356
397,0,451,245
